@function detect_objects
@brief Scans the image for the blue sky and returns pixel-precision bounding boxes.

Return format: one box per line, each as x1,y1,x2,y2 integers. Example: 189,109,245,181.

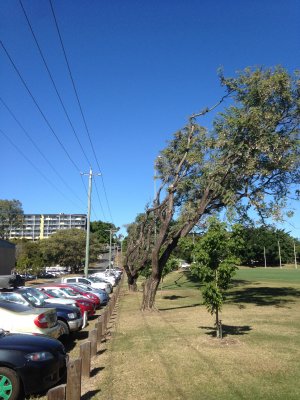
1,0,299,239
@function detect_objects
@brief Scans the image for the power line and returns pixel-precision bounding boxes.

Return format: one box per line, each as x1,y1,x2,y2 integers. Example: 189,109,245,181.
49,0,114,224
0,40,80,173
0,97,86,207
93,176,107,221
18,0,92,168
0,127,81,209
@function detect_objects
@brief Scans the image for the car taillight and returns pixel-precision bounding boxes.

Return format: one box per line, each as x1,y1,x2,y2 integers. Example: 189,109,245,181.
34,313,49,329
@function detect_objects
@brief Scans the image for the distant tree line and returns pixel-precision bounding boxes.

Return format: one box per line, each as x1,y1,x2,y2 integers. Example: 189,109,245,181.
0,199,118,275
174,225,299,267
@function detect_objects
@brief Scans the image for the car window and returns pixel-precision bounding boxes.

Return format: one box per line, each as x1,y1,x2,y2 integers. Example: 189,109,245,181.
0,292,28,306
0,299,33,312
20,290,45,306
67,278,76,282
60,287,77,297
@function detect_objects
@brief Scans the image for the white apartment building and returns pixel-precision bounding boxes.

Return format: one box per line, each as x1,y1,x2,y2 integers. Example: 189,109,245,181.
9,213,87,241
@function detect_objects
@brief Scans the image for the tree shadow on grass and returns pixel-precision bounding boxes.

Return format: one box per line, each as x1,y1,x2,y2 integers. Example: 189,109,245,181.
81,390,101,400
159,303,201,311
226,286,300,308
163,295,188,300
199,324,252,338
90,366,104,377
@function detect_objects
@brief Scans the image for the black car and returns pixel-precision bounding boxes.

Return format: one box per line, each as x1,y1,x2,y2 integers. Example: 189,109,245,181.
0,328,67,399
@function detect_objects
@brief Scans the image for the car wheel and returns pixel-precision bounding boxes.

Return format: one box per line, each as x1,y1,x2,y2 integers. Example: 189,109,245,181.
0,367,21,400
57,320,70,337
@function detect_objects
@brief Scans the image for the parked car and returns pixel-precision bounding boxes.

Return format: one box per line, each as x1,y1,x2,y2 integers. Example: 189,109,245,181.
54,283,101,309
37,272,56,279
19,273,37,281
105,267,123,277
69,283,109,306
0,328,67,399
90,272,116,286
0,300,61,339
0,289,83,337
62,276,112,293
37,286,96,318
0,274,25,289
28,286,78,307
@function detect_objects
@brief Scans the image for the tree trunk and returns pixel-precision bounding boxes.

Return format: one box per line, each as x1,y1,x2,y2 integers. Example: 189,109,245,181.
141,275,160,310
127,272,138,291
215,306,222,339
123,264,138,291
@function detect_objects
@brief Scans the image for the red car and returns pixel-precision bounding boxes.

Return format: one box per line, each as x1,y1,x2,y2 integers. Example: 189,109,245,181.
37,286,96,318
54,283,101,309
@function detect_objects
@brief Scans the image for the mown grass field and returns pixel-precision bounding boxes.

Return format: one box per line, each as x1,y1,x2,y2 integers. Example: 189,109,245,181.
95,267,300,400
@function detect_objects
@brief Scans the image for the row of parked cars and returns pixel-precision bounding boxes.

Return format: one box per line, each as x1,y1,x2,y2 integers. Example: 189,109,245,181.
0,267,123,400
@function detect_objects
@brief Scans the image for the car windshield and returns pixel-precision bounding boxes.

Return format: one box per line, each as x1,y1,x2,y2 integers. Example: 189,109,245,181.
0,292,32,306
19,289,46,306
60,287,78,297
88,276,101,283
77,284,93,291
44,288,67,298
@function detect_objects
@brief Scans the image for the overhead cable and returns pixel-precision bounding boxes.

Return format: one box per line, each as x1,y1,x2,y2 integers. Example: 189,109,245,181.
0,96,86,207
19,0,92,168
49,0,115,224
0,40,80,173
0,128,82,209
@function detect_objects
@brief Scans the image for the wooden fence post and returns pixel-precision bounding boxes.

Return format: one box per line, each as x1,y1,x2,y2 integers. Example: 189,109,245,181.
80,341,91,378
66,359,81,400
97,315,104,340
47,384,66,400
89,329,98,356
95,320,102,342
102,309,108,334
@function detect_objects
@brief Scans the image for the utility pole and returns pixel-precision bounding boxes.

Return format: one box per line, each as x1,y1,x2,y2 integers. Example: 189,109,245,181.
81,167,100,277
278,240,282,269
106,228,118,273
294,241,298,269
264,246,267,268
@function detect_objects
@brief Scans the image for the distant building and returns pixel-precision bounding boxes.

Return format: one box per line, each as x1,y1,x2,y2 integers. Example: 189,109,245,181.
9,213,87,241
0,239,16,274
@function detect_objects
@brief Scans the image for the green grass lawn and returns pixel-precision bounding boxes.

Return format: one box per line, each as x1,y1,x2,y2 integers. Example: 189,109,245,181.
89,268,300,399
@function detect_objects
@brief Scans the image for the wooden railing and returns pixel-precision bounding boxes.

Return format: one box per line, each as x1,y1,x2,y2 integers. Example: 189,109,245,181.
47,283,121,400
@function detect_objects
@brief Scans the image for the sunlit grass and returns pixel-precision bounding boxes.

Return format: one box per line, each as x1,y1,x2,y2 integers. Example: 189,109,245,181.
97,268,300,400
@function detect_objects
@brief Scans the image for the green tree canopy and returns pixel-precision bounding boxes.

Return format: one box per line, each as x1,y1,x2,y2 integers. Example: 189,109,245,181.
0,199,23,239
39,228,101,273
236,226,297,266
190,218,241,337
124,66,300,310
90,220,118,248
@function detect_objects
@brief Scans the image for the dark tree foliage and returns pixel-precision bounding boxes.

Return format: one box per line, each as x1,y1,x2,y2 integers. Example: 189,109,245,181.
0,199,23,239
90,220,117,247
237,226,297,266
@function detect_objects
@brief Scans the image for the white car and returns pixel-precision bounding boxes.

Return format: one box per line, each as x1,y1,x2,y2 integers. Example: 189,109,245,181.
0,299,61,339
90,272,116,286
62,276,112,294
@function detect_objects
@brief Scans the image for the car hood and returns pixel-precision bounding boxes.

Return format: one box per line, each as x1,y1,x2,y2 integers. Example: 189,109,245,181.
0,331,65,353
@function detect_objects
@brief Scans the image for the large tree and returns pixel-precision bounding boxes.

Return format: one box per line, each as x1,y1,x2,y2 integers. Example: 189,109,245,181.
39,228,101,273
0,199,23,239
125,67,300,310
